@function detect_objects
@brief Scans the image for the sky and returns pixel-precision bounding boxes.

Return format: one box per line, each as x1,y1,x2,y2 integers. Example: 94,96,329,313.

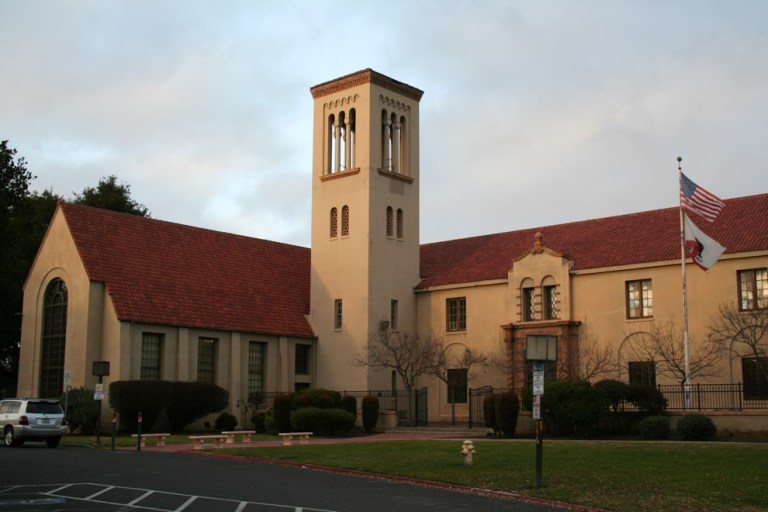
2,1,767,247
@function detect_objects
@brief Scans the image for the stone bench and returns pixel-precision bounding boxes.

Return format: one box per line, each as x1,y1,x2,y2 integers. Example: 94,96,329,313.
278,432,313,446
188,435,227,449
131,433,170,448
221,430,256,444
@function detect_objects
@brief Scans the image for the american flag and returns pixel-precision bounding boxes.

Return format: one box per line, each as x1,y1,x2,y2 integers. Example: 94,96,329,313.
680,172,725,222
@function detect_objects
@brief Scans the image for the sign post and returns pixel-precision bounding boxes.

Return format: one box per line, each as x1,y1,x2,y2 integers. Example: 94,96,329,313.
92,361,110,446
526,335,557,489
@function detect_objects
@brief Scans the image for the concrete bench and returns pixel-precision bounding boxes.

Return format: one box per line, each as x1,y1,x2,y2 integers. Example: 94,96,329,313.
221,430,256,444
188,435,227,449
278,432,313,446
131,433,170,448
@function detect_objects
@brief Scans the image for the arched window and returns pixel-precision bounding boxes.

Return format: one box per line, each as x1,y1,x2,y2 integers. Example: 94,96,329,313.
398,115,406,174
396,209,404,239
521,278,536,322
330,207,338,238
382,110,392,171
341,205,350,236
386,207,393,237
542,276,558,320
41,278,67,398
327,114,336,174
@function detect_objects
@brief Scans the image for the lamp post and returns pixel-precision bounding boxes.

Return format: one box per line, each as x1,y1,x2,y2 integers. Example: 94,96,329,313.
525,334,557,489
92,361,110,446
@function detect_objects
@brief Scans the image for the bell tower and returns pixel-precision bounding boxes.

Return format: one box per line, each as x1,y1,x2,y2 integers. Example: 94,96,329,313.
308,69,424,391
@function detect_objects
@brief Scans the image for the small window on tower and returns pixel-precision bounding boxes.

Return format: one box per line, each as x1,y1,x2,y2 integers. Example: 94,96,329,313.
341,206,350,236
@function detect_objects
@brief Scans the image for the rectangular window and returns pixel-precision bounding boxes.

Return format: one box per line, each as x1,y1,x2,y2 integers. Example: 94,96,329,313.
295,344,310,375
197,337,217,384
522,287,536,321
248,342,265,400
742,357,768,400
628,361,656,387
446,297,466,332
542,285,557,320
738,269,768,311
390,299,399,331
626,279,653,319
140,333,163,380
447,368,468,404
334,299,343,329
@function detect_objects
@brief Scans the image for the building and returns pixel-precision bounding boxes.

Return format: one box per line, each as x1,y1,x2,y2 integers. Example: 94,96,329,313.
17,69,768,429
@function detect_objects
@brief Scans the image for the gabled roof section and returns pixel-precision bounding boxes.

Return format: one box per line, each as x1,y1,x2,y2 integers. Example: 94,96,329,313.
418,193,768,289
60,203,313,338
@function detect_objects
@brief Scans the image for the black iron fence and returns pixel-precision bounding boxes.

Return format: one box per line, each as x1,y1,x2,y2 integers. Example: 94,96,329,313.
468,383,768,428
245,388,428,427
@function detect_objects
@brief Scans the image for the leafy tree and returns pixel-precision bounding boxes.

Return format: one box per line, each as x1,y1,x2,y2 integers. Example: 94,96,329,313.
73,175,150,217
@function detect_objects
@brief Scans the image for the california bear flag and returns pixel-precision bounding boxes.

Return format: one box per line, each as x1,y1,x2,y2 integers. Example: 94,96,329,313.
684,214,726,271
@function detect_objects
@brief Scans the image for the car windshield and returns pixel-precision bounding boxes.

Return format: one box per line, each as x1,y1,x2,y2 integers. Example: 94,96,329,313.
26,401,62,414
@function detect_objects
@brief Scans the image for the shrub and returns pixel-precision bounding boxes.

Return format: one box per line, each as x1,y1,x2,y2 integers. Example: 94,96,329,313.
272,394,293,432
214,412,238,431
165,381,228,432
593,379,630,413
61,387,99,435
543,380,608,437
362,396,380,433
677,413,716,441
494,392,520,437
340,395,357,418
292,388,341,409
109,380,167,432
627,385,668,416
638,415,671,440
290,407,355,435
263,411,277,435
483,395,498,434
251,411,267,433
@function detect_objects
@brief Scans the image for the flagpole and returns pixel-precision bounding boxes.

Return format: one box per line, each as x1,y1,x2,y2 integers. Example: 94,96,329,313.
678,156,692,409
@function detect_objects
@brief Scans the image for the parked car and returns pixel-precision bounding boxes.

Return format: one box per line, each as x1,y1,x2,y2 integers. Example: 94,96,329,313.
0,398,68,447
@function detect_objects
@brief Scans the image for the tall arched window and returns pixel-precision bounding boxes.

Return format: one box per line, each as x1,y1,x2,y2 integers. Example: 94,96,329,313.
41,278,67,398
382,110,392,171
341,205,350,236
386,206,394,237
330,207,338,238
396,208,404,239
327,114,336,174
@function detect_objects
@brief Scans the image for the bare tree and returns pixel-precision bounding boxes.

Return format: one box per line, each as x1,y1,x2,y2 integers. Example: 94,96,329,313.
709,302,768,383
354,330,446,391
621,321,724,386
430,345,488,424
575,333,618,381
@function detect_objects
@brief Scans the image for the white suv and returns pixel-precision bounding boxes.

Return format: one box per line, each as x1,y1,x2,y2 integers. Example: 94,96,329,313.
0,398,68,448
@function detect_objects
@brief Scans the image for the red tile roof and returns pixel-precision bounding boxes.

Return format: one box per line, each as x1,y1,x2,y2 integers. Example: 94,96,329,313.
60,203,314,338
418,194,768,289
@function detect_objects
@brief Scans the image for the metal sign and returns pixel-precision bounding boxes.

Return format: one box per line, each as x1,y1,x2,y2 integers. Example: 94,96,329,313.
532,394,541,420
63,368,71,387
533,362,545,396
94,383,104,401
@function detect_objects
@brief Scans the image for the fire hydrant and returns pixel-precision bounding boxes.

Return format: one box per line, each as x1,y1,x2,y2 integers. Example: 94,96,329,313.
460,440,476,465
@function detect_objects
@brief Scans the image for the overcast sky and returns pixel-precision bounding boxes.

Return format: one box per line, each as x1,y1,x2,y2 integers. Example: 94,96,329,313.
2,1,767,247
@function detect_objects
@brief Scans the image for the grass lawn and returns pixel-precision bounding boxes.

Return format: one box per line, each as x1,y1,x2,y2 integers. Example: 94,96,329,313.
210,439,768,512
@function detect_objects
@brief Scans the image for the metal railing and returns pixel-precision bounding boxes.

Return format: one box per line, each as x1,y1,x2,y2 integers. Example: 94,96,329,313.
244,388,428,427
658,383,768,411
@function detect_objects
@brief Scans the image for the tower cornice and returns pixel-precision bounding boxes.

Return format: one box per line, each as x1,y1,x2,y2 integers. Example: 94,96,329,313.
310,68,424,101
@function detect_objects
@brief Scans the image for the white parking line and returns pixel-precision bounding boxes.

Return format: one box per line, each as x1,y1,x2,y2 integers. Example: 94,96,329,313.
2,484,339,512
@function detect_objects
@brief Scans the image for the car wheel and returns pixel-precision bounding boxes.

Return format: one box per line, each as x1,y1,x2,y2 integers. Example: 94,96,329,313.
46,437,61,448
3,427,17,447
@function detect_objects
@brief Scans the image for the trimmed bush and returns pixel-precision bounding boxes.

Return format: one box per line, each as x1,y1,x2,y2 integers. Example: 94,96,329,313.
61,387,99,435
638,415,671,440
494,391,520,437
166,381,228,432
483,395,498,434
677,413,716,441
593,379,630,413
362,396,380,433
340,395,357,419
272,394,293,433
109,380,167,432
215,412,237,431
626,385,668,416
290,407,355,435
543,380,608,437
292,388,341,409
251,411,267,433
